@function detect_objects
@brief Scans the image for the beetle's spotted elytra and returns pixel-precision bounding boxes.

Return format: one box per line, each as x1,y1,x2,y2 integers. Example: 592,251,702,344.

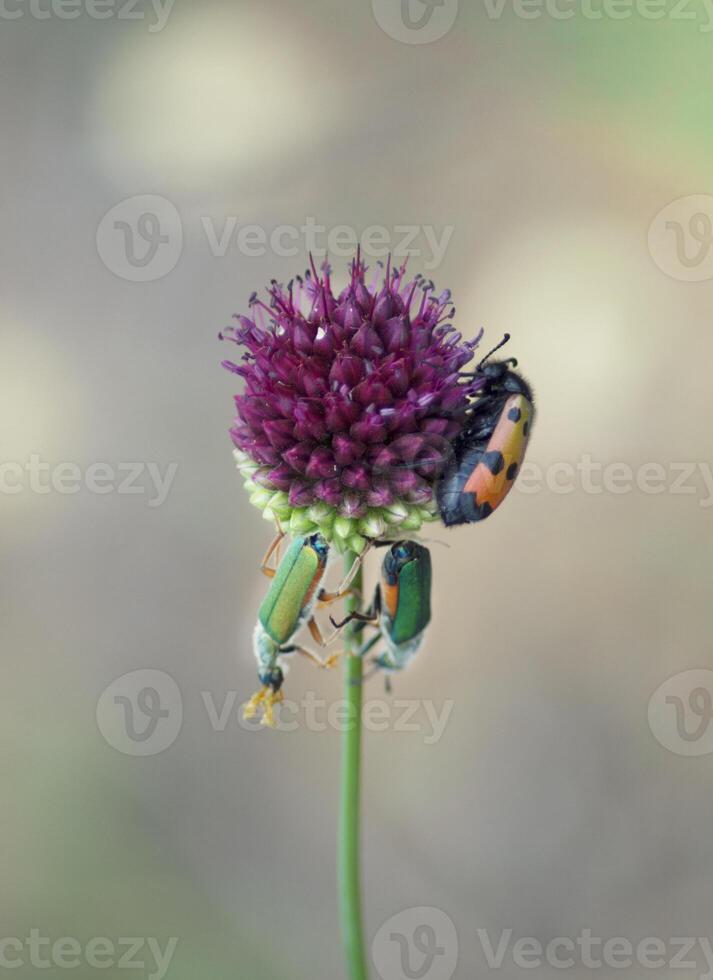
436,334,535,526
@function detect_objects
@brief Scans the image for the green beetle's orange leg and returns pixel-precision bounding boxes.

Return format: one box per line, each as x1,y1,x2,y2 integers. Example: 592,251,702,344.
283,639,342,671
317,586,353,603
307,616,330,648
317,588,357,607
316,542,371,603
260,520,286,579
307,614,349,649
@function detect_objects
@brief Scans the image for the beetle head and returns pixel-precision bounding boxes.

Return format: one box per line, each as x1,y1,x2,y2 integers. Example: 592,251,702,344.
258,666,284,692
384,539,430,580
305,532,329,561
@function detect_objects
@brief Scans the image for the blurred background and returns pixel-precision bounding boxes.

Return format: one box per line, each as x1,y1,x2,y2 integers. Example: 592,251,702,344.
2,1,713,977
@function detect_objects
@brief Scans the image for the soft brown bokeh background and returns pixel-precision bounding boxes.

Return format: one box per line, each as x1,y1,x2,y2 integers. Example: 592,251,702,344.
2,1,713,977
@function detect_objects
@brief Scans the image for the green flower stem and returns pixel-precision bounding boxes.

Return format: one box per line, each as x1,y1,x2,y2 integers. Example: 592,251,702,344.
339,550,369,980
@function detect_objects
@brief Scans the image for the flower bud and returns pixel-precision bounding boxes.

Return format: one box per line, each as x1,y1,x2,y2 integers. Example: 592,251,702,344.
223,255,482,543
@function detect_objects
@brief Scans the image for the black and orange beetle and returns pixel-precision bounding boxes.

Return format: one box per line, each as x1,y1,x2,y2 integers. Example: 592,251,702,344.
436,335,535,526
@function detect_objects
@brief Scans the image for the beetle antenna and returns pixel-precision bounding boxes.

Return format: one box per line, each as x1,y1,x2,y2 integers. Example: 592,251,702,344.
477,333,511,368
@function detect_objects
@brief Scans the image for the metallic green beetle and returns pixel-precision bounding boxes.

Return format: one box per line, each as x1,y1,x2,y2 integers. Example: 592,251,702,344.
331,540,432,675
244,529,362,726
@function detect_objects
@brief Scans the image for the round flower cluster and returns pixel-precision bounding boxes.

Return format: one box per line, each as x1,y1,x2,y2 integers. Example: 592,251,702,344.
221,255,482,552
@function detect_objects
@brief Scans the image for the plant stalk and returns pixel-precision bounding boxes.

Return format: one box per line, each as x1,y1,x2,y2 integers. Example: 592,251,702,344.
338,550,368,980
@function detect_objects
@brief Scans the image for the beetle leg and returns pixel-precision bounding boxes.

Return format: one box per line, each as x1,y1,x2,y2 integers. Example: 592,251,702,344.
260,528,286,579
316,610,366,645
341,633,385,687
358,633,382,659
356,661,383,685
351,588,381,637
307,616,329,648
329,609,379,631
372,584,382,617
317,588,357,607
330,585,381,634
243,687,265,719
316,543,372,603
345,641,383,688
289,641,342,671
261,688,284,727
317,585,353,603
243,686,268,720
308,616,348,652
243,685,284,727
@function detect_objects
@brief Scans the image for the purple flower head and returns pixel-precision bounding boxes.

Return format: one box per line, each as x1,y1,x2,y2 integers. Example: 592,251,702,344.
221,253,483,551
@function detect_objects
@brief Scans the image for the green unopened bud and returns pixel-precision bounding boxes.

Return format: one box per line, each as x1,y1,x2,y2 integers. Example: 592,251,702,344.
383,501,409,524
235,455,260,478
348,533,368,555
333,516,354,539
268,492,291,517
289,509,316,534
309,502,335,525
400,511,423,531
315,524,333,544
359,511,387,539
249,488,273,509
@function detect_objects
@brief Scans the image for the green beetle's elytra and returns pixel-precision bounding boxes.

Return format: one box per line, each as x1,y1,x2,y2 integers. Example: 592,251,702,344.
244,527,366,726
258,533,327,645
330,540,432,677
381,540,432,649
